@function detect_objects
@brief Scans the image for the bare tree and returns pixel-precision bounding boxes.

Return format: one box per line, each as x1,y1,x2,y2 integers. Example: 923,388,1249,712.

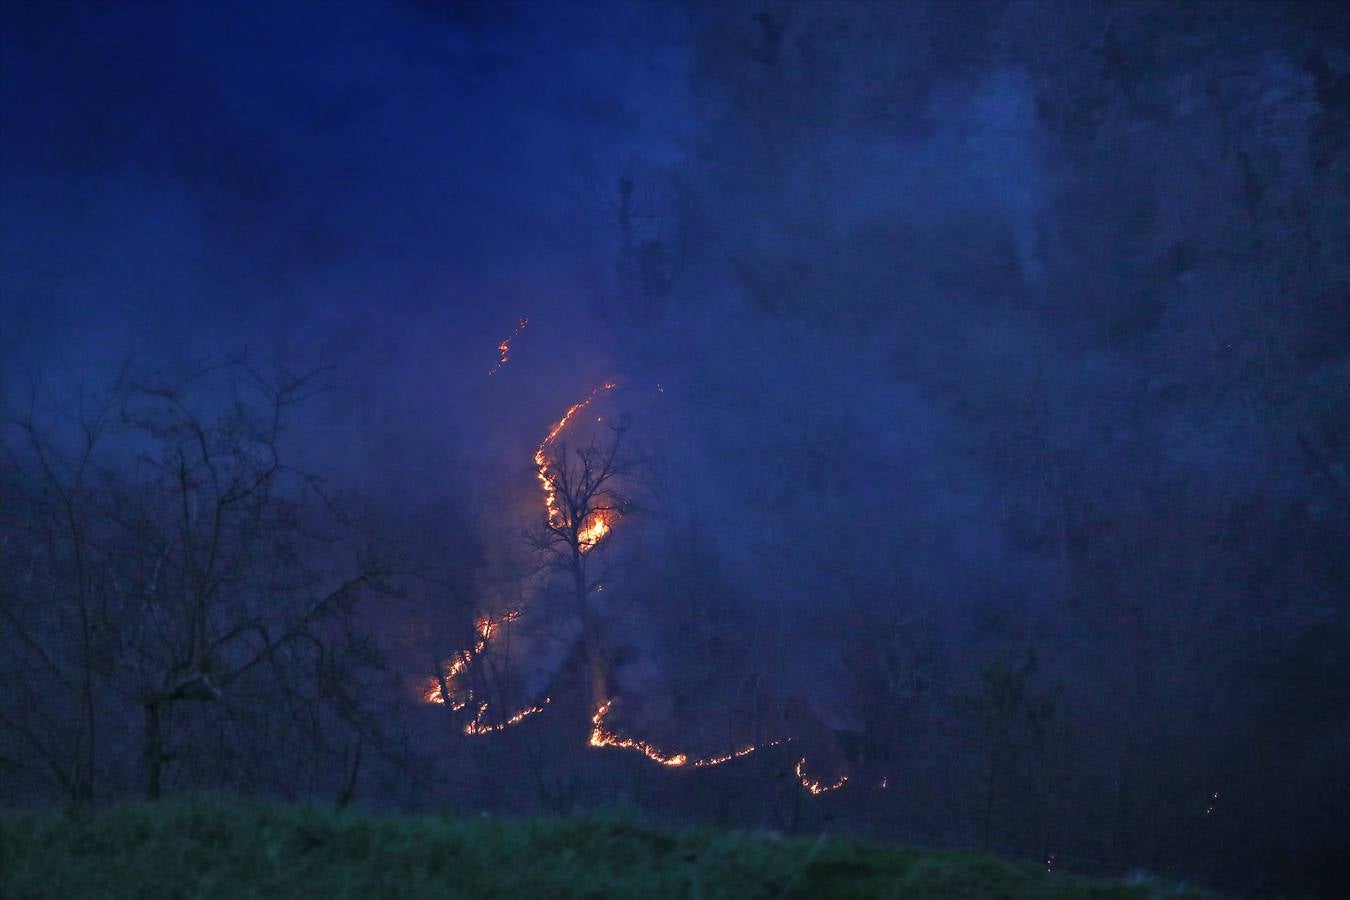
0,363,400,803
0,374,126,805
530,419,634,710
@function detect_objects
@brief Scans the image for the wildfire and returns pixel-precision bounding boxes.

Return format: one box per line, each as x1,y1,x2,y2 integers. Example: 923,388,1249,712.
533,382,618,548
796,758,848,795
577,509,614,548
489,317,529,375
589,701,688,766
424,610,521,706
425,380,625,718
463,698,551,735
692,744,761,768
422,609,549,736
419,380,861,796
589,700,843,789
589,700,770,769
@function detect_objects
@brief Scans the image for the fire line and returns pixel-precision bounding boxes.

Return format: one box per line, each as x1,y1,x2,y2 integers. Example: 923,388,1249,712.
488,317,529,375
420,381,851,794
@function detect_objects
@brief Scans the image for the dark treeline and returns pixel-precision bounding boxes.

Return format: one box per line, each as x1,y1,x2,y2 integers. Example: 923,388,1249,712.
2,2,1348,896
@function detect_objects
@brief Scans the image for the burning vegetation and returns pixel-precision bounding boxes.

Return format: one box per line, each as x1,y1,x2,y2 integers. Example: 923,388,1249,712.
420,372,853,796
533,381,619,550
796,757,849,795
422,610,551,733
590,700,775,769
463,699,551,736
487,317,528,375
423,610,521,706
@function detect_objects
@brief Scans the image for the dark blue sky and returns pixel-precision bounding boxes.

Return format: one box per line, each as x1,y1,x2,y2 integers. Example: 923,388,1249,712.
1,0,691,481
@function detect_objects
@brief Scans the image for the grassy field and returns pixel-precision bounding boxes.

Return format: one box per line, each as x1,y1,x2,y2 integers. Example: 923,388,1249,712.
0,799,1196,899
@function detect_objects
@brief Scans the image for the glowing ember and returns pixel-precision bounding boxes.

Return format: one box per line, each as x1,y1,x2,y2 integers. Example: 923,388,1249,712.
421,608,547,735
463,698,551,735
423,610,521,706
796,757,848,795
589,700,768,769
533,382,618,549
419,379,862,796
691,744,761,768
589,701,688,766
489,317,529,375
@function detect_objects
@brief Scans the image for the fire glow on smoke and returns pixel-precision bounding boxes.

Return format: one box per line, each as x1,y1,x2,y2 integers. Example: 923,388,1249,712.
533,382,618,549
423,377,851,795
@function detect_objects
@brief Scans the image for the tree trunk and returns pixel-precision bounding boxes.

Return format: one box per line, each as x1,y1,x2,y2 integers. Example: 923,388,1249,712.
335,740,362,809
587,642,610,710
571,550,608,709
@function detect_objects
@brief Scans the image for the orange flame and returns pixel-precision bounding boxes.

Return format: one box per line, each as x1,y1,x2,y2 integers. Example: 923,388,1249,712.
577,509,614,548
589,701,688,767
691,744,761,768
423,610,521,705
463,698,551,735
421,610,548,736
489,317,529,375
588,700,767,769
796,757,848,795
533,382,618,549
421,379,861,795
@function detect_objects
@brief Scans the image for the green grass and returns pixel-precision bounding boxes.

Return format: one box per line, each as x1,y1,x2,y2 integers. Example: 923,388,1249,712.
1,798,1194,899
